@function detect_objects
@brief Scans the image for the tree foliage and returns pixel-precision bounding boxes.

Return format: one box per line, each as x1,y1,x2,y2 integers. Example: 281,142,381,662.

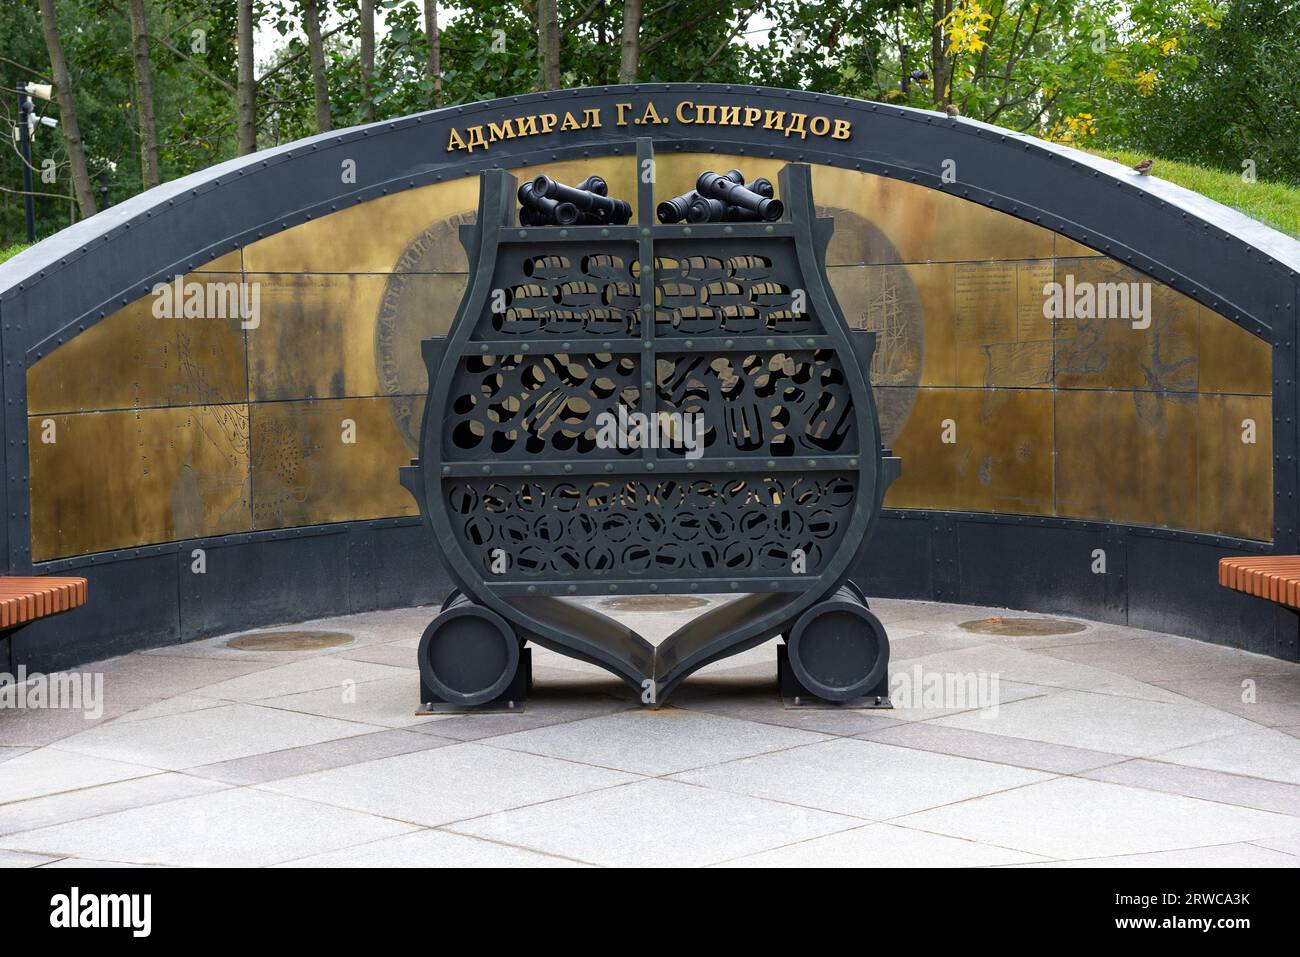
3,0,1296,244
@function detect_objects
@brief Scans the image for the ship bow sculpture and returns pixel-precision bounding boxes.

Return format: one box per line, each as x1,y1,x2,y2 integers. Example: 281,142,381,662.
401,142,900,709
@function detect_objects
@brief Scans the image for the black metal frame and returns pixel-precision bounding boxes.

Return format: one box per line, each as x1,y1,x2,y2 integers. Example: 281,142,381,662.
401,145,898,703
1,84,1297,670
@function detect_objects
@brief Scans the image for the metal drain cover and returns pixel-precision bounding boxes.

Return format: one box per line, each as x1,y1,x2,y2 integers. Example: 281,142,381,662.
226,630,354,651
959,617,1087,637
600,596,711,612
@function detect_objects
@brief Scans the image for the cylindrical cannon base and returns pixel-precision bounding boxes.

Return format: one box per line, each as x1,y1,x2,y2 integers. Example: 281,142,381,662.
418,598,521,707
785,586,889,702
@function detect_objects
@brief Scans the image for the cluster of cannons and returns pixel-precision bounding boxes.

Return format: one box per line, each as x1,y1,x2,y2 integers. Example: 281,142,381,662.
517,174,633,226
657,170,784,223
516,169,785,226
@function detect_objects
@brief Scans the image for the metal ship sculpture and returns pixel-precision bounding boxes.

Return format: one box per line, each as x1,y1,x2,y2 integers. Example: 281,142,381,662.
401,140,900,709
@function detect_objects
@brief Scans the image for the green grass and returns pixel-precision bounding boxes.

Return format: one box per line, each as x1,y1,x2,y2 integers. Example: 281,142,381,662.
0,242,29,265
1086,148,1300,238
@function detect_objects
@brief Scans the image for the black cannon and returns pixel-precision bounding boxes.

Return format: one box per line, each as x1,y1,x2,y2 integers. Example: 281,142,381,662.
656,169,776,224
401,140,900,710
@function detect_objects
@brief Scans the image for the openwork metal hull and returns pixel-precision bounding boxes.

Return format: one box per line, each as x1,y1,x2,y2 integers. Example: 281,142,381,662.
402,141,899,706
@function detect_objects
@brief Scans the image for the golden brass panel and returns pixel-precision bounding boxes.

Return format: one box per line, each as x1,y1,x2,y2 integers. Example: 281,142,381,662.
881,387,960,510
23,156,1275,553
1198,305,1270,396
247,272,465,401
241,156,638,275
810,165,1055,266
249,396,422,530
956,389,1054,515
951,260,1055,388
29,405,252,561
241,177,479,274
1054,257,1200,393
1055,390,1200,529
27,275,249,416
883,387,1052,514
193,249,243,273
1197,394,1272,540
1053,235,1104,258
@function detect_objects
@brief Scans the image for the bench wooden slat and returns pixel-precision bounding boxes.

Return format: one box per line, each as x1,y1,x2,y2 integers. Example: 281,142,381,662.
1218,557,1300,609
0,576,88,629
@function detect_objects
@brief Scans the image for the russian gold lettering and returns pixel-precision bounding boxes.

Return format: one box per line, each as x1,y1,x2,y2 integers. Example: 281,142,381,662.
639,102,665,125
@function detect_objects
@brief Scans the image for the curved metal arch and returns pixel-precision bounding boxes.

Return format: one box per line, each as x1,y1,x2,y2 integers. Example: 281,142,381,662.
3,84,1297,359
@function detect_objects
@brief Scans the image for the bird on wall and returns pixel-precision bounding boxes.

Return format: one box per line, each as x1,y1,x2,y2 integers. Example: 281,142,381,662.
1133,159,1154,175
944,103,960,118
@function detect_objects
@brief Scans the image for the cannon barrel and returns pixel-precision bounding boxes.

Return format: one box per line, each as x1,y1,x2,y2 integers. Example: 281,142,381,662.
533,175,632,224
685,196,727,223
518,181,581,226
696,171,784,221
659,170,765,223
722,204,763,222
574,174,608,197
657,190,698,224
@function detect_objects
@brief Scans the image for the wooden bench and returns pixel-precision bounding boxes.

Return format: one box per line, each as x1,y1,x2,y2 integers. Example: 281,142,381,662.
0,576,88,631
1218,557,1300,608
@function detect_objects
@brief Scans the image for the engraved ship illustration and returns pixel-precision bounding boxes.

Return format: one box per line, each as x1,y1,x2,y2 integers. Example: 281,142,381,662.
866,273,914,385
401,141,901,709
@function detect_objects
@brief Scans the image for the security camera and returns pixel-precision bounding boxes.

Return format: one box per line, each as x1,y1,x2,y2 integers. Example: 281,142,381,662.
24,83,53,101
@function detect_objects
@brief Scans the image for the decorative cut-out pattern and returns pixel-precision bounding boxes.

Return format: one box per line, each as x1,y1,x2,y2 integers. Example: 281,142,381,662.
650,240,821,335
445,352,640,458
446,474,856,580
656,350,856,456
480,243,641,337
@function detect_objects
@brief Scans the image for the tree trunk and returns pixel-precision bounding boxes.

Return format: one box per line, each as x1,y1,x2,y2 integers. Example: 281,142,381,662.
538,0,560,90
360,0,376,122
619,0,640,83
930,0,953,105
424,0,441,103
236,0,256,153
303,0,332,131
127,0,161,188
36,0,96,218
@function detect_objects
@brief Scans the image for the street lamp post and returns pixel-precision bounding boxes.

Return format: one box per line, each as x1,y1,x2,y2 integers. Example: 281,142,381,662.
18,92,35,242
12,82,54,242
